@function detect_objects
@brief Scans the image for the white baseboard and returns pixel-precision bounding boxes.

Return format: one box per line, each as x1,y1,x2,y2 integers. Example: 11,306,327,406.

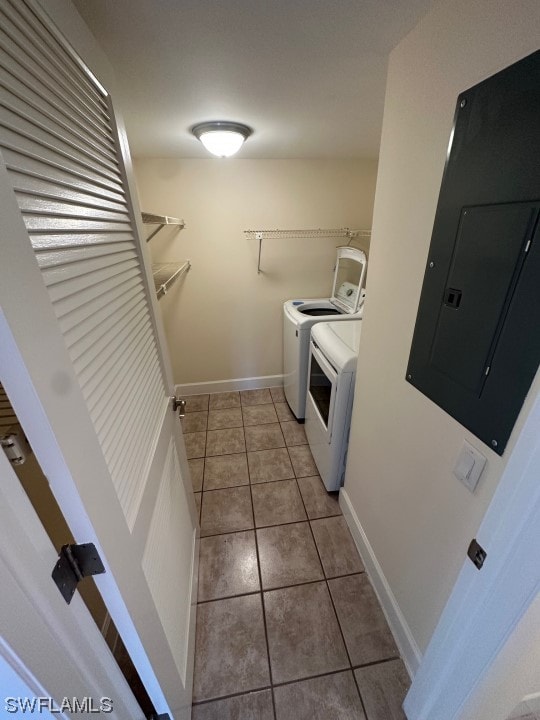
339,488,422,678
175,374,284,396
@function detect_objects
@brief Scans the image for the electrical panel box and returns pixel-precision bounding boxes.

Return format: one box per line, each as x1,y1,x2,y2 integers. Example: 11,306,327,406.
406,50,540,455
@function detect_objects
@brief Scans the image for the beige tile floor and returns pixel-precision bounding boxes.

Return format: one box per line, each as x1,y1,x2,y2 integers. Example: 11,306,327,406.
182,387,410,720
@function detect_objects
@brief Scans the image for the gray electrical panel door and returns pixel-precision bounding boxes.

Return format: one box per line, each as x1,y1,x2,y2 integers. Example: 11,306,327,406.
406,50,540,455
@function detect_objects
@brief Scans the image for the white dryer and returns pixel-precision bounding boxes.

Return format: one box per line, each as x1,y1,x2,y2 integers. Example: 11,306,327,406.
283,246,367,419
305,319,362,491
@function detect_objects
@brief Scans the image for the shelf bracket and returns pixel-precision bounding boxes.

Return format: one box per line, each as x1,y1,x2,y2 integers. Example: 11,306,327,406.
146,224,166,242
256,232,263,274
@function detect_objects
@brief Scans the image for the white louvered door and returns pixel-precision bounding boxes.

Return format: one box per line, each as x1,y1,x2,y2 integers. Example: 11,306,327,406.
0,1,197,718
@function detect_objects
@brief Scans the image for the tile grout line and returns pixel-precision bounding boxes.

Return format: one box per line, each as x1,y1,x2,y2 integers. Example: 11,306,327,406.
352,655,402,671
295,473,371,720
288,418,404,717
191,661,404,710
192,391,274,713
272,666,366,690
192,684,273,709
246,418,278,720
192,660,405,709
197,572,373,605
247,395,280,717
192,391,394,715
200,516,337,539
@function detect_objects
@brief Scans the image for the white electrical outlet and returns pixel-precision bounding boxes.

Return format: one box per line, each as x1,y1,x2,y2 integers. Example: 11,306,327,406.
453,440,487,493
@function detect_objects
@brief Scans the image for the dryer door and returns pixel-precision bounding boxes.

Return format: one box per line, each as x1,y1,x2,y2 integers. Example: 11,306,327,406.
307,340,337,441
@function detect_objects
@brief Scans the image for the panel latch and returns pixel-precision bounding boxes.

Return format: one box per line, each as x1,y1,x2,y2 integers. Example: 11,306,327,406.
52,543,106,604
467,538,487,570
444,287,462,308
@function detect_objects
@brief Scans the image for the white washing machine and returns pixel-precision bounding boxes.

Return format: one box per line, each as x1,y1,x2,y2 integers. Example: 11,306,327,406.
305,319,362,491
283,246,367,419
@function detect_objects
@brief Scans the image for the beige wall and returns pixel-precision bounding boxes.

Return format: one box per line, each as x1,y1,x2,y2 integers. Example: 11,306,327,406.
133,158,377,385
343,0,540,658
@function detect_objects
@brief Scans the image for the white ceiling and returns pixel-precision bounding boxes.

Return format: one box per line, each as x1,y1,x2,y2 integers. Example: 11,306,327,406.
72,0,434,159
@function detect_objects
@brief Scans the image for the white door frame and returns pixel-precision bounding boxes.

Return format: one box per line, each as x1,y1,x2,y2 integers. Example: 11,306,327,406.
0,446,143,719
404,385,540,720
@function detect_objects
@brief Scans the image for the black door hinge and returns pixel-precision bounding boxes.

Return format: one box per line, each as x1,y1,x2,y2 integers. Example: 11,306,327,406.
467,538,487,570
52,543,106,604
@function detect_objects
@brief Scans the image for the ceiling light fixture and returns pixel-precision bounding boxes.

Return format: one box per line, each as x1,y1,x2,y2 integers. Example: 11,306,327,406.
192,121,253,158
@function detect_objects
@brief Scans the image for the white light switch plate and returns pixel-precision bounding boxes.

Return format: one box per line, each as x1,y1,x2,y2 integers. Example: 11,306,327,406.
453,440,487,493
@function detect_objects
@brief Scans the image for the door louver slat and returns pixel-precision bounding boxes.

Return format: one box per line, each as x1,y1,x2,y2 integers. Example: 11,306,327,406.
63,284,145,348
32,231,135,251
83,327,154,411
12,177,127,212
82,328,152,419
0,6,109,121
35,242,133,267
0,0,167,530
0,49,113,141
1,77,118,163
99,350,161,446
0,384,18,430
2,0,109,114
46,259,141,303
1,144,125,196
0,88,119,171
26,218,133,234
72,305,150,389
109,374,164,492
52,266,141,318
68,296,147,366
40,249,138,284
0,65,116,153
8,167,124,205
104,373,163,486
0,104,121,178
17,195,130,222
0,39,109,132
0,121,124,185
55,274,144,331
78,313,151,391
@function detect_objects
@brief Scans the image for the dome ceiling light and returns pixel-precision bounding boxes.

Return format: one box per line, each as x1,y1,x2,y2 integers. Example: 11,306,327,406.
192,121,253,158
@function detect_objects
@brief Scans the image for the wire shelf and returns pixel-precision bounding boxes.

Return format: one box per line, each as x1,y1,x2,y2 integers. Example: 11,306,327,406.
243,227,369,240
152,261,191,298
243,228,371,272
142,212,185,241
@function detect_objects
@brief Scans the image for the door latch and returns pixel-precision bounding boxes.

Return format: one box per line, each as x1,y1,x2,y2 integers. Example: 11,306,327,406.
52,543,106,604
1,428,28,465
170,396,186,417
